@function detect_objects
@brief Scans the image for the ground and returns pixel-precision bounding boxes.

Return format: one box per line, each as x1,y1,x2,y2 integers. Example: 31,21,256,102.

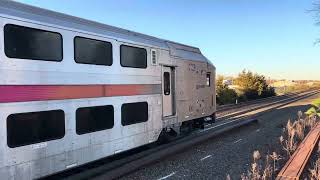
120,93,320,180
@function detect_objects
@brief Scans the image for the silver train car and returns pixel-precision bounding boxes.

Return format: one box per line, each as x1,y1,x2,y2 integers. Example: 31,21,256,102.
0,1,216,179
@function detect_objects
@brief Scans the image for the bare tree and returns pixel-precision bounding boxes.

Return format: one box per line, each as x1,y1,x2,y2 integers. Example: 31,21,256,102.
310,1,320,44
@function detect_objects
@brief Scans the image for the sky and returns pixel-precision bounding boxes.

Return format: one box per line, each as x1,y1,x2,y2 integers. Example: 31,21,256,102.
17,0,320,80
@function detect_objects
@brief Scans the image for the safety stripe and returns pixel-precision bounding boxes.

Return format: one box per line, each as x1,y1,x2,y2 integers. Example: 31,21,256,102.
0,84,161,103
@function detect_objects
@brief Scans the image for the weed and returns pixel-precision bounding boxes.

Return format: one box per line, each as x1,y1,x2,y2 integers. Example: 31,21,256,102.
240,151,275,180
309,147,320,180
270,152,281,172
280,113,317,158
237,111,318,179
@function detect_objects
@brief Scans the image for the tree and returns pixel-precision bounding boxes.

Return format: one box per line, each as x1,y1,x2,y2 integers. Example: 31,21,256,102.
311,2,320,43
234,70,275,100
216,75,238,105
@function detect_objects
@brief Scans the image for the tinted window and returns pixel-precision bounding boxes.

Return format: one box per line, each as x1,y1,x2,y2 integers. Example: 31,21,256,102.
76,105,114,135
4,24,63,61
7,110,65,148
206,73,211,86
164,72,170,95
74,36,112,66
121,102,148,126
120,45,147,68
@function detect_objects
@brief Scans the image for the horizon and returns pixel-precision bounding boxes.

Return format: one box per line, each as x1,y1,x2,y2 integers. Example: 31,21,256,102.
17,0,320,80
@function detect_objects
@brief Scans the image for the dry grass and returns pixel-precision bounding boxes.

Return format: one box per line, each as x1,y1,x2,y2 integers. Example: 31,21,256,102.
239,150,278,180
309,155,320,180
308,143,320,180
279,111,317,158
231,111,319,180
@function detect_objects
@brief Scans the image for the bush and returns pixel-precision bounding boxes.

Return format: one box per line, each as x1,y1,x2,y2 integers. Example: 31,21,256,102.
216,75,238,105
234,70,276,100
306,98,320,117
217,87,238,105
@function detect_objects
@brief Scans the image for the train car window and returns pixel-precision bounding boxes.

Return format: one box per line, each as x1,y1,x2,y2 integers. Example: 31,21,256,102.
74,36,112,66
76,105,114,135
164,72,171,95
206,73,211,86
7,110,65,148
120,45,147,68
121,102,148,126
4,24,63,61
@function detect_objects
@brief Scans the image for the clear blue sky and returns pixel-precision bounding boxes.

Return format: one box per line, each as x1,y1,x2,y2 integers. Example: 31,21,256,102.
17,0,320,80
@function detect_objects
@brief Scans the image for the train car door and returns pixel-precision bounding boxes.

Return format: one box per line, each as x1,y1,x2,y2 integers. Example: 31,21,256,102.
162,66,175,117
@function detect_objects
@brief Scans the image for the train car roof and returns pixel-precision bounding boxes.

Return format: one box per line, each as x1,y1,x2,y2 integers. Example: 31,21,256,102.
0,0,211,63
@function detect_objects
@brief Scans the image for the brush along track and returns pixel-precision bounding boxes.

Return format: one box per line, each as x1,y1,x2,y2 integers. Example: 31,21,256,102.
217,91,312,118
43,90,319,180
277,122,320,180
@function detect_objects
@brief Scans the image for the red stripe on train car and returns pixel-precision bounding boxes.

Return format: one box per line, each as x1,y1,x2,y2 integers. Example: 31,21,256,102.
0,84,161,103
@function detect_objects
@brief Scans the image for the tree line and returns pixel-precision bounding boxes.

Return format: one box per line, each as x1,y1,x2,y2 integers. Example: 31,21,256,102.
217,70,276,105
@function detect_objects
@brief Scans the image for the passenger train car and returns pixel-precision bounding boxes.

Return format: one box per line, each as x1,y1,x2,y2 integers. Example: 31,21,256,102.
0,1,216,179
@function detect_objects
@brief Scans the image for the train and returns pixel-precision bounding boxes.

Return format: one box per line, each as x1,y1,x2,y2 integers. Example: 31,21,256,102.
0,1,216,179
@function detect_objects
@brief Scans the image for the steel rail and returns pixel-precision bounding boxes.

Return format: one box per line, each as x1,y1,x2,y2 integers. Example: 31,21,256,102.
216,91,302,112
217,90,318,121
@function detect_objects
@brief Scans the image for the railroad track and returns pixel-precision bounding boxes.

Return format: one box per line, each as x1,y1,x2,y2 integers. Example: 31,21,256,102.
44,90,319,180
216,90,318,121
217,92,297,112
216,90,312,118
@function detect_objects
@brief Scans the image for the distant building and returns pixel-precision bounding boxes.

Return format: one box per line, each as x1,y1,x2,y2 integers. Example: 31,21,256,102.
222,79,240,90
223,79,232,86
